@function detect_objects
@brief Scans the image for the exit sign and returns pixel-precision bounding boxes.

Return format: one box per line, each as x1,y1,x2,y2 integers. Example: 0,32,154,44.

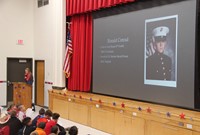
17,40,24,45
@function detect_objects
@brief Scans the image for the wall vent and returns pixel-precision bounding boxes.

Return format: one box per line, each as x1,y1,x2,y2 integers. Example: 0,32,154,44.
38,0,49,8
43,0,49,6
38,0,43,8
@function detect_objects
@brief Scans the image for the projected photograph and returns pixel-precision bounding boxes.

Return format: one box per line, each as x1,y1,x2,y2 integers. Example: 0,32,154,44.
144,15,178,87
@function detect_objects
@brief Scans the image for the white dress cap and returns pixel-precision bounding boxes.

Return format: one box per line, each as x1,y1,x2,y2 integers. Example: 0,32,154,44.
152,26,169,37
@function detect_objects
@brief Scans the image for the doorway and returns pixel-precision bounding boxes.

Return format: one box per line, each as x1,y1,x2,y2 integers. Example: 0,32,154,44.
7,58,32,104
35,60,45,106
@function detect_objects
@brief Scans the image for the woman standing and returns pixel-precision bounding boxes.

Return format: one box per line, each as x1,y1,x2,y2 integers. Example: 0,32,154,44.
24,68,33,85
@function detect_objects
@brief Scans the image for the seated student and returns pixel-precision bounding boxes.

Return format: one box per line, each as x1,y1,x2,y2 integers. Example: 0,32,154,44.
9,110,23,134
17,104,26,122
18,117,36,135
37,110,52,126
32,108,45,127
31,122,46,135
7,104,17,114
49,125,58,135
57,124,67,135
44,113,60,135
0,110,23,135
68,126,78,135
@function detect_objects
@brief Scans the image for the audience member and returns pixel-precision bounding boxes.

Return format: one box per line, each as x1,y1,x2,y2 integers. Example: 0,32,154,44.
68,126,78,135
44,113,60,135
37,110,52,126
10,110,23,134
1,106,78,135
31,122,46,135
0,113,10,134
17,104,26,121
7,104,17,114
32,108,45,127
49,125,58,135
18,117,36,135
0,110,23,135
57,124,67,135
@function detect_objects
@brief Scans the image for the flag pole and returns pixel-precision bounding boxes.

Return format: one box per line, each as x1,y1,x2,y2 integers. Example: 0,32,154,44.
66,22,72,29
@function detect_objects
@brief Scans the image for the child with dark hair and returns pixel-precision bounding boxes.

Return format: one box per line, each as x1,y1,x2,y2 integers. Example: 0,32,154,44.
32,108,45,127
31,122,46,135
49,125,58,135
37,109,52,126
68,126,78,135
44,113,60,135
18,117,36,135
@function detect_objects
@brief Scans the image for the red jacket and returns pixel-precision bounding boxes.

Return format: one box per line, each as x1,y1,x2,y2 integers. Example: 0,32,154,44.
24,73,31,81
44,120,57,135
37,117,49,126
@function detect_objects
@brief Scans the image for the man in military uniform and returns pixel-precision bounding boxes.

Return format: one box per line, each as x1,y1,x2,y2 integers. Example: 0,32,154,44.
146,26,172,80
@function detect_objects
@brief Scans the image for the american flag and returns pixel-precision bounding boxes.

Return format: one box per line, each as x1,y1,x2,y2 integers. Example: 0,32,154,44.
63,30,73,78
146,34,155,58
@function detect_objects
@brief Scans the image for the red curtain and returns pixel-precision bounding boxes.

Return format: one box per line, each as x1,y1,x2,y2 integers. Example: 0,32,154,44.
66,0,136,16
68,14,92,92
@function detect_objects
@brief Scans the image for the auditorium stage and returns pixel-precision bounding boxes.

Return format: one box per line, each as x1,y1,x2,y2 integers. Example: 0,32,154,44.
49,89,200,135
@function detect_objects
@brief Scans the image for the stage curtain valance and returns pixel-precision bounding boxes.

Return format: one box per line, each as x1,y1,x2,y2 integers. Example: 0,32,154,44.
66,0,136,16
